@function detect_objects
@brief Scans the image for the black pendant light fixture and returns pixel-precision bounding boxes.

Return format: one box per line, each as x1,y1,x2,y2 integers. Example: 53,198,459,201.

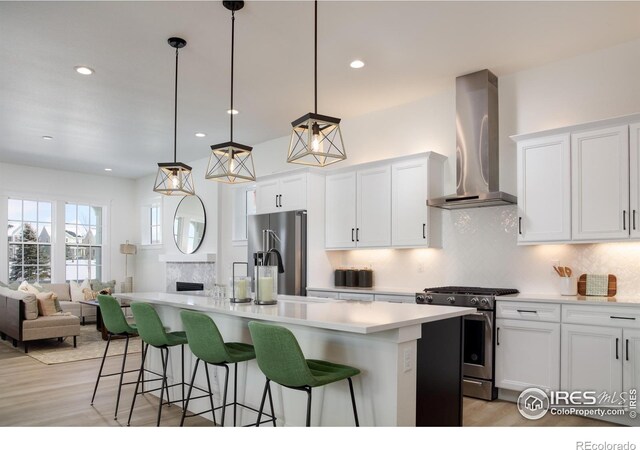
205,1,256,184
153,37,196,196
287,0,346,167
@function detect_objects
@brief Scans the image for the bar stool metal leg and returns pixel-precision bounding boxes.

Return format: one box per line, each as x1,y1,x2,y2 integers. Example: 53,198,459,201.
157,347,169,427
90,334,112,405
114,335,130,419
305,387,312,427
127,343,149,426
180,358,200,426
203,362,218,426
348,377,359,426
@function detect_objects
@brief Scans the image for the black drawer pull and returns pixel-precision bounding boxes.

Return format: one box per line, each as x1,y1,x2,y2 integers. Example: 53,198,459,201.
517,309,538,314
497,327,500,346
626,339,630,361
518,217,522,235
610,316,636,320
616,338,619,360
422,223,426,239
351,228,355,242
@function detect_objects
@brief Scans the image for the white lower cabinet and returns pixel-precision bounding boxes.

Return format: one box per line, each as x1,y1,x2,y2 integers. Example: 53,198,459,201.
623,328,640,394
495,318,560,391
561,324,623,396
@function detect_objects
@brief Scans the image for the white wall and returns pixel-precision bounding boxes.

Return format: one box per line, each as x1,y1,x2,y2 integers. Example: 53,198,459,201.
216,37,640,297
0,161,137,286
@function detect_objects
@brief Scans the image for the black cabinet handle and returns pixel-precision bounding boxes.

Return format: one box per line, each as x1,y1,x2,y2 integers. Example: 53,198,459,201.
278,194,283,208
422,223,426,239
497,327,500,346
518,217,522,235
275,195,278,208
623,211,627,231
356,228,360,242
610,316,636,320
626,339,630,361
517,309,538,314
351,228,355,242
634,210,637,230
616,338,619,360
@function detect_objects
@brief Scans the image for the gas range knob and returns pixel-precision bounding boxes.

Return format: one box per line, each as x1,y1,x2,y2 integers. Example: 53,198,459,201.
416,294,426,304
447,296,456,305
470,297,479,305
426,295,433,303
480,297,490,306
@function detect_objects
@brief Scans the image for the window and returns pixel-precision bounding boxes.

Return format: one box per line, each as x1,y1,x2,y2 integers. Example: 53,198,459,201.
65,203,102,282
7,199,52,282
232,186,256,242
150,204,161,244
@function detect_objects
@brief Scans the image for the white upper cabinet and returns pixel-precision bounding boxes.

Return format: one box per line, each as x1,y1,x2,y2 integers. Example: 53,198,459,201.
325,153,445,250
391,154,444,248
572,125,629,241
325,171,357,249
516,133,571,243
357,165,391,247
256,172,307,214
629,122,640,238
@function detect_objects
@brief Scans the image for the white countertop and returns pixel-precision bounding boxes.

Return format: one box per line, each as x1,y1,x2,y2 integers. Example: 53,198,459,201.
117,292,475,334
307,286,418,296
499,293,640,307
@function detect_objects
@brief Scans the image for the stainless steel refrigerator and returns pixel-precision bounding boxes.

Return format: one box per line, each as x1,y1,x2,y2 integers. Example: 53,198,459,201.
247,210,307,296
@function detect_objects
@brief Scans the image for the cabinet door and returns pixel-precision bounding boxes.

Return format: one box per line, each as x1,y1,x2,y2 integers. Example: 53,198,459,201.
279,173,307,212
325,172,356,249
391,157,429,247
623,328,640,394
356,165,391,247
630,123,640,238
561,324,623,396
255,179,280,214
517,134,571,242
495,319,560,392
572,125,629,241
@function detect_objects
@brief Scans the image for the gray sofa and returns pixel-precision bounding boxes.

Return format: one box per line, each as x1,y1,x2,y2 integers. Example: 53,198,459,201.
0,287,81,353
39,283,97,325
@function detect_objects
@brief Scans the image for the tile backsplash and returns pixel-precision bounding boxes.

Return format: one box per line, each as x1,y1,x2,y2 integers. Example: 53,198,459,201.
165,262,217,293
330,205,640,298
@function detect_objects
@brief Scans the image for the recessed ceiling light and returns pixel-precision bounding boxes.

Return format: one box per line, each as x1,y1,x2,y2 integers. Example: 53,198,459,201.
104,168,112,172
75,66,95,75
350,60,365,69
195,132,206,137
42,135,53,140
227,109,239,115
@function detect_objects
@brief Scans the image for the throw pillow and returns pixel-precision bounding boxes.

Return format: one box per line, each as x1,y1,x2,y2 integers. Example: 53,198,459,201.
83,288,97,300
70,279,90,302
91,279,117,292
23,294,39,320
36,292,58,316
18,281,40,295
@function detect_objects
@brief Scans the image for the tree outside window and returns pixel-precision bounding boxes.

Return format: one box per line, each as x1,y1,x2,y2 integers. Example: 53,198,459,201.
7,199,52,282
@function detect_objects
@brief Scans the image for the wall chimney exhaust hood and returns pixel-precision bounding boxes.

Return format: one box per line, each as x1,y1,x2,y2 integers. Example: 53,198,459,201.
428,69,516,209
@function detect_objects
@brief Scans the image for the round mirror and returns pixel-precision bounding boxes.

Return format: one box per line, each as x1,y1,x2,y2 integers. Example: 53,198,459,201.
173,195,206,254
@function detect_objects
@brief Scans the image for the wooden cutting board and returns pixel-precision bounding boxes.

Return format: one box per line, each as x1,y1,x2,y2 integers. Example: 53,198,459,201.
577,274,617,297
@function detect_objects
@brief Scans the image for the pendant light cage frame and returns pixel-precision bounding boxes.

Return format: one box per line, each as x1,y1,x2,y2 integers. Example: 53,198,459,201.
287,0,346,167
206,0,256,184
288,112,346,167
205,142,256,183
154,37,195,196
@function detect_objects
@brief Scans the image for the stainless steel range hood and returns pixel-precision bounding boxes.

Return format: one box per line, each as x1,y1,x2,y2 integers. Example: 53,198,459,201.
428,69,516,209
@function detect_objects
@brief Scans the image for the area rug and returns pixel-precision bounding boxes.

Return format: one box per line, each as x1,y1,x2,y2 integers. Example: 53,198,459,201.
0,325,141,365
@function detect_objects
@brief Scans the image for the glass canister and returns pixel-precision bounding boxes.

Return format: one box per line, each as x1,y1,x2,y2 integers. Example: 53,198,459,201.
254,265,278,305
230,276,252,303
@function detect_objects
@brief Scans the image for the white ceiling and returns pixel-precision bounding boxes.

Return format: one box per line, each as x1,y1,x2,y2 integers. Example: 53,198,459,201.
2,1,640,179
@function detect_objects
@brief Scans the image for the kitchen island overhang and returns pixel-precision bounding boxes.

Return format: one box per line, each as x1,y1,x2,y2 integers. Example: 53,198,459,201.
118,292,475,427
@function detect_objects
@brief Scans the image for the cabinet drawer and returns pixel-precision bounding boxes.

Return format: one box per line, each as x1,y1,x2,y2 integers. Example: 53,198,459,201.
338,292,374,301
374,294,414,303
562,304,640,329
496,301,561,322
307,290,339,299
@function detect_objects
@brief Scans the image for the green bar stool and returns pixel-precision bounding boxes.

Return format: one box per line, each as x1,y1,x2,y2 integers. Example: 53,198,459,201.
127,301,188,427
248,321,361,427
179,310,275,427
90,294,139,420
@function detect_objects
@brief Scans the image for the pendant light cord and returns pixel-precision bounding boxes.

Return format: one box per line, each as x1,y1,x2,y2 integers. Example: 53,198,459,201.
314,0,317,114
230,10,235,142
174,46,179,163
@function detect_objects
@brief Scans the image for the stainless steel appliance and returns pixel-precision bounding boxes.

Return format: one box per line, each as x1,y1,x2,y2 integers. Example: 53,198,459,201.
247,210,307,296
428,69,517,209
416,286,519,400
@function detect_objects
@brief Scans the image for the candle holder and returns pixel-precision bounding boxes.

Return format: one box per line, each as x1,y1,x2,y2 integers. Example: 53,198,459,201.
254,264,278,305
230,262,252,303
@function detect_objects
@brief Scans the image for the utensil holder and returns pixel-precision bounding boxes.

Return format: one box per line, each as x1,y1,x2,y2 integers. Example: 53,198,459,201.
559,276,577,296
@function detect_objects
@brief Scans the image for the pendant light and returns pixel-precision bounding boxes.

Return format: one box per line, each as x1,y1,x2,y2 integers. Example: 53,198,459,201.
287,0,346,167
153,37,196,196
205,1,256,184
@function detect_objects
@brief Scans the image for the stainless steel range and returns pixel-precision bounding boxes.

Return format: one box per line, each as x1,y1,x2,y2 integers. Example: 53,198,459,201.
416,286,519,401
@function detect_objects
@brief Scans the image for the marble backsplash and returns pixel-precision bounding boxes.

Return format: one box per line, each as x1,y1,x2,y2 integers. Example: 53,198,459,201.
165,262,217,293
330,205,640,298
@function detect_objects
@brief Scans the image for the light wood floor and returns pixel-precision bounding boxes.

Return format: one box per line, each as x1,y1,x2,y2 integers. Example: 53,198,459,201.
0,342,618,427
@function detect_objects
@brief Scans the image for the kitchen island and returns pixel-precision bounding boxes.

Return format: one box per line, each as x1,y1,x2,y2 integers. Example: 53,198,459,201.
118,292,475,426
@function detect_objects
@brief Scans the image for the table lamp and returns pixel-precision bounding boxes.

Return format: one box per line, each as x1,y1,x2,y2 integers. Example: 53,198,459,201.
120,241,137,293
